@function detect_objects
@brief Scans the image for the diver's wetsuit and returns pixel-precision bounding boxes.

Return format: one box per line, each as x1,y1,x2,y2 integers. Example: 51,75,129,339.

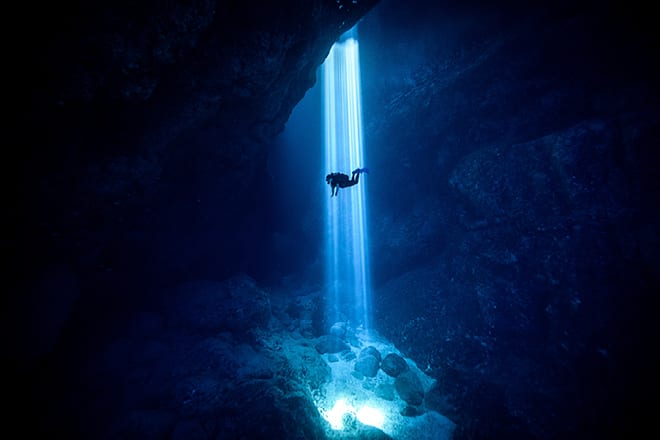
326,168,367,197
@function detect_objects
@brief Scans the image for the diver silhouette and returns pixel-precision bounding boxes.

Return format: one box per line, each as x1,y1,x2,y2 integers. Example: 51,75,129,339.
326,168,369,197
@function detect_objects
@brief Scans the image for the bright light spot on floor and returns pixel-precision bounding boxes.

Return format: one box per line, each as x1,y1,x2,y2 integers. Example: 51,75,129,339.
324,398,352,430
356,405,385,429
310,330,456,439
319,397,386,432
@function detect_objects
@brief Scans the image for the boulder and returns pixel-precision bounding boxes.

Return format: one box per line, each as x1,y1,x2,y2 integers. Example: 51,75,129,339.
314,335,349,354
354,354,380,378
395,370,424,406
330,322,348,339
381,353,409,377
359,346,382,362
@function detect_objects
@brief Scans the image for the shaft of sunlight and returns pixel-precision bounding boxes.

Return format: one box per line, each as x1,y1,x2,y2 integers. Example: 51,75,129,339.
323,26,371,336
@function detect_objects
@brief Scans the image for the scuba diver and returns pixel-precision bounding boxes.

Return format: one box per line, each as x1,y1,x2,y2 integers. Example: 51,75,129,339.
326,168,369,197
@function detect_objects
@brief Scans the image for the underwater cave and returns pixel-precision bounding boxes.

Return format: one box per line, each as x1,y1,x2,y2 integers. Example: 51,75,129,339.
5,0,659,438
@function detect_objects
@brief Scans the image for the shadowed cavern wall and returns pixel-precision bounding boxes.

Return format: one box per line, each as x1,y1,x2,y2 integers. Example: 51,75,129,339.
4,0,379,364
357,1,659,438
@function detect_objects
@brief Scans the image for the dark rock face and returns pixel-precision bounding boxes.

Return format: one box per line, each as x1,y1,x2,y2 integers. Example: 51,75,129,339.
358,0,659,438
21,274,335,439
6,0,379,365
8,2,382,437
163,274,271,335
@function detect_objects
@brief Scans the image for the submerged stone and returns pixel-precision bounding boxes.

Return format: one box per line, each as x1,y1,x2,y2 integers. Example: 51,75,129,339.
381,353,408,377
330,322,348,339
314,335,349,354
359,346,382,362
395,370,424,406
355,354,380,377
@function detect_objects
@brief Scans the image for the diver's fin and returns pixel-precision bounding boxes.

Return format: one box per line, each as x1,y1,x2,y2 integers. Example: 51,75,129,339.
352,167,369,174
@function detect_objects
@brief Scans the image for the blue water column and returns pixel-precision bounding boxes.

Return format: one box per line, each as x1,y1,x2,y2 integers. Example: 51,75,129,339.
323,27,371,335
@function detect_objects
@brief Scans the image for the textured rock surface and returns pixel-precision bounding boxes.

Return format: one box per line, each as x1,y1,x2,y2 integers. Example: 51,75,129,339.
360,1,659,438
8,2,382,437
163,274,271,334
24,277,335,439
6,0,379,363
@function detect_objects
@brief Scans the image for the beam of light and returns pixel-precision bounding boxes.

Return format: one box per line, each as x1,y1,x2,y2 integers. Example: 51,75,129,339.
323,26,371,335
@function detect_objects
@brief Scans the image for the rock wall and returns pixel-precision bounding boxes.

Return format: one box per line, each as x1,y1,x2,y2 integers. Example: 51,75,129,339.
359,1,659,438
5,0,379,365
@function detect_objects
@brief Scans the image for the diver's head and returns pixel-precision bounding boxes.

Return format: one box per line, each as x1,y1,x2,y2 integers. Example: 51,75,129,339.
326,174,332,184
